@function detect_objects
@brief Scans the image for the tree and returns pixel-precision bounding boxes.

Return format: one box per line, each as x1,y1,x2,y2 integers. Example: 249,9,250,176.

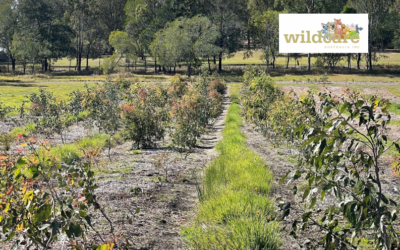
253,10,279,73
0,0,18,72
17,0,72,72
149,16,220,77
207,0,243,72
125,0,176,73
349,0,393,71
11,34,41,74
101,31,136,74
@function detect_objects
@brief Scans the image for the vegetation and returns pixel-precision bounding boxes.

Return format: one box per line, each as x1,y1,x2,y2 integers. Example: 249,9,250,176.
182,86,281,249
0,73,225,248
241,67,400,249
0,0,398,75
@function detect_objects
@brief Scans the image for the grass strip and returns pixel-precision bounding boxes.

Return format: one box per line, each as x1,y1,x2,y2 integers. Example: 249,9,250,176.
181,86,281,249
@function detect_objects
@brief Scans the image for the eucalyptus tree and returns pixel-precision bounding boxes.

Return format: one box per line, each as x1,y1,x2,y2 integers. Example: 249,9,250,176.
16,0,72,72
206,0,243,72
253,10,279,73
101,31,136,74
349,0,393,71
125,0,176,72
150,16,220,77
0,0,18,71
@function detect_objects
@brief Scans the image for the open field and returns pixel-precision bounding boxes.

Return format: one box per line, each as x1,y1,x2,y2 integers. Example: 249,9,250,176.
222,50,400,67
0,82,92,109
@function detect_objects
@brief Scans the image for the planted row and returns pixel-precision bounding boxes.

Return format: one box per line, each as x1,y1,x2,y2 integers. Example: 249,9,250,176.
241,67,400,250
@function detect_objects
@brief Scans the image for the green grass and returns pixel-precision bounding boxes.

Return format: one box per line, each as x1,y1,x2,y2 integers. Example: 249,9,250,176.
389,102,400,115
223,50,400,67
0,82,95,110
44,134,109,163
182,86,281,250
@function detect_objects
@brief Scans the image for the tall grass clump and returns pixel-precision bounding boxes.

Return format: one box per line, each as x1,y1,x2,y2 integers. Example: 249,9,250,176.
182,86,281,250
42,134,109,163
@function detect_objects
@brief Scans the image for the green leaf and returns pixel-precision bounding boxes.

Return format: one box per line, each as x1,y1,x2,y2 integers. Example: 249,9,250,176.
280,172,289,184
17,157,27,167
33,204,51,223
293,171,302,180
340,103,349,114
66,223,82,238
322,183,332,191
303,186,311,201
309,197,317,209
321,190,327,201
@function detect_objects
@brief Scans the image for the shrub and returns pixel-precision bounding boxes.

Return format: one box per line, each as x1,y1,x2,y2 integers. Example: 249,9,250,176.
24,89,72,143
208,78,227,95
241,67,400,249
170,89,208,149
0,138,110,249
168,74,188,98
82,82,122,159
0,102,14,119
122,86,169,149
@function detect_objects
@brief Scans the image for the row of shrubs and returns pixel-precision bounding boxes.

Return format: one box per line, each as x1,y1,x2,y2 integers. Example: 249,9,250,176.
1,74,226,153
0,74,226,249
240,67,400,249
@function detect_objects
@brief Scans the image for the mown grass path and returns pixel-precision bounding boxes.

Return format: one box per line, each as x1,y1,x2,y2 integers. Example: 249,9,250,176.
182,86,281,249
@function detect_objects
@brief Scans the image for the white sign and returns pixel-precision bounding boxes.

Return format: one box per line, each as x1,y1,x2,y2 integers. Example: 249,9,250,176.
279,14,369,53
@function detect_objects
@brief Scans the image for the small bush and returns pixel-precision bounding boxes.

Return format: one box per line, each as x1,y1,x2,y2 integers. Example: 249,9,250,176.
208,78,227,95
168,74,188,98
122,86,169,149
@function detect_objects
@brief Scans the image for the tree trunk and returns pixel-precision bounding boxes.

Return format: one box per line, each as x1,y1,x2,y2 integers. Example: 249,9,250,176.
187,63,191,77
247,32,251,50
144,57,147,73
218,53,222,72
77,53,82,71
308,53,311,72
286,54,290,69
213,56,216,64
86,54,89,71
368,50,372,71
45,58,48,72
11,57,15,72
208,57,211,72
272,54,276,69
347,54,351,72
357,53,361,69
69,59,71,72
154,58,157,74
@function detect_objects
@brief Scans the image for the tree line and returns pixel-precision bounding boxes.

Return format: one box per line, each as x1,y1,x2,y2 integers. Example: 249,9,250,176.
0,0,398,75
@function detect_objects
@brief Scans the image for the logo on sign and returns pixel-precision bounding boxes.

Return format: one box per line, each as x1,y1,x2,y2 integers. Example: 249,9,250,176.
279,14,368,53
